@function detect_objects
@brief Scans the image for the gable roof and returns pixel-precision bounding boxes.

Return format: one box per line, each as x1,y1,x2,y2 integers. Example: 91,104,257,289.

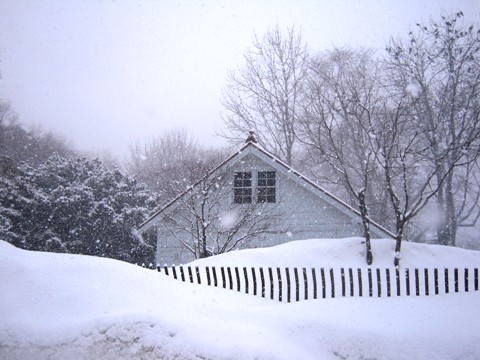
138,142,394,238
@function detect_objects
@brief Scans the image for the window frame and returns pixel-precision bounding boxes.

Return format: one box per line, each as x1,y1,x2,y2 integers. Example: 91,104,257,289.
257,170,276,203
233,171,253,204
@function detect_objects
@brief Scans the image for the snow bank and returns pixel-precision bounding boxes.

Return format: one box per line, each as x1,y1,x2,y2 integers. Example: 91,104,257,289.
190,237,480,268
1,239,480,359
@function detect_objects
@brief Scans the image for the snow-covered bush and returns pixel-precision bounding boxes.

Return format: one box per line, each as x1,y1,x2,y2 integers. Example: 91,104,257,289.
0,155,157,264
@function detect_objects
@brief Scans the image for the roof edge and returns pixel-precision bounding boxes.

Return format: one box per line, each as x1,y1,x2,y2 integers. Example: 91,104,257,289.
138,141,254,230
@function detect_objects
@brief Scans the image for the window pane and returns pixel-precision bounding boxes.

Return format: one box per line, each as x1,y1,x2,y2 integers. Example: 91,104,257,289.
234,172,252,204
267,195,276,203
257,170,276,203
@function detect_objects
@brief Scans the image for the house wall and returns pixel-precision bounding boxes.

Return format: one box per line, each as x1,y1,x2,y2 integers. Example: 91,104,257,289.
153,153,365,266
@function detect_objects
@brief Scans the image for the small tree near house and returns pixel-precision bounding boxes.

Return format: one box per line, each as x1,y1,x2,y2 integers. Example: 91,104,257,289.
162,164,284,260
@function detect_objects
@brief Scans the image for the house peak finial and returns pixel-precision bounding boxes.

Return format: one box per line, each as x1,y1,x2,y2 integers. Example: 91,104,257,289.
245,131,257,144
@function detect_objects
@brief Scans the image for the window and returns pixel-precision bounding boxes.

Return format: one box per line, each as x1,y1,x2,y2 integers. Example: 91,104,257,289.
233,172,252,203
257,171,276,203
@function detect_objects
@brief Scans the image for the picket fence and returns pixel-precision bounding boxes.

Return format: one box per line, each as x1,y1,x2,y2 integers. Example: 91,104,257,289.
156,265,479,302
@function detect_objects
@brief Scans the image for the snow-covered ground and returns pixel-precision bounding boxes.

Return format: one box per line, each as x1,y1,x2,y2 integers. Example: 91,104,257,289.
1,237,479,360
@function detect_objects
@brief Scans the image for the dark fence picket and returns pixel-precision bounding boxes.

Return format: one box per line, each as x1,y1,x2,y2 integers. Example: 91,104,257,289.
455,268,459,293
179,266,185,282
424,269,429,296
320,268,326,299
312,268,317,300
252,267,257,296
475,268,479,291
221,267,226,288
395,268,401,296
285,267,291,303
303,268,308,300
465,268,469,292
277,268,283,302
405,268,411,296
330,268,335,298
445,268,449,293
349,268,354,297
376,268,382,298
386,268,391,297
206,267,211,286
259,267,266,298
227,267,233,290
195,267,201,284
243,267,249,294
294,268,300,302
415,268,420,296
212,267,218,287
186,266,192,283
368,268,373,297
358,269,363,297
268,267,274,300
235,267,240,292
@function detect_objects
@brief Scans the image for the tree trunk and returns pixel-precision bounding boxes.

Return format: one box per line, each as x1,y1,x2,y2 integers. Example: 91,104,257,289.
444,172,457,246
199,226,208,258
394,234,402,267
358,190,373,265
436,172,458,246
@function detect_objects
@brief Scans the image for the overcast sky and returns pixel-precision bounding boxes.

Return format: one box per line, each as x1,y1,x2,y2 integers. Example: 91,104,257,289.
1,0,479,159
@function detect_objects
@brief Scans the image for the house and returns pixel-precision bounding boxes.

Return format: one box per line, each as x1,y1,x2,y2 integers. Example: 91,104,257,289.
138,141,393,266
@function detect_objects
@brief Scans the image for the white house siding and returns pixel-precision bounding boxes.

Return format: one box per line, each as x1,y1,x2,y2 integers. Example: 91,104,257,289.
153,152,365,266
155,222,196,266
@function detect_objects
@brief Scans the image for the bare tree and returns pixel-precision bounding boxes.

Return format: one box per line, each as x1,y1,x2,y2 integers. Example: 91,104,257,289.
386,11,480,246
298,48,385,265
221,25,309,165
162,165,282,259
126,129,228,204
364,80,446,266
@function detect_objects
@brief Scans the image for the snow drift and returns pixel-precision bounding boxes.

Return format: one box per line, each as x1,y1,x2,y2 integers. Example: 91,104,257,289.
1,237,479,360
